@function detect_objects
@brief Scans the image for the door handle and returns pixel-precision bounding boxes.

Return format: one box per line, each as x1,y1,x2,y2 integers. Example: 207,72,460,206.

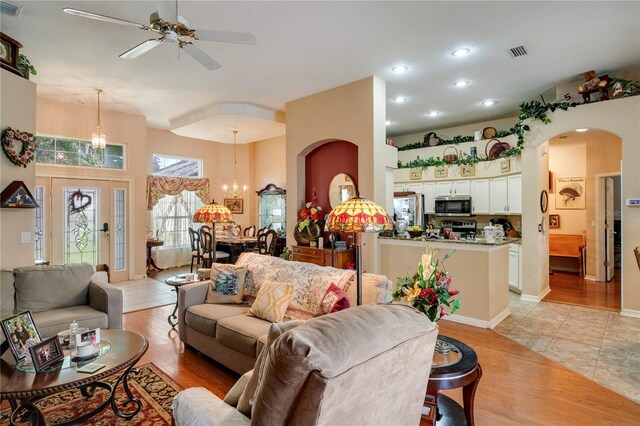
100,223,110,238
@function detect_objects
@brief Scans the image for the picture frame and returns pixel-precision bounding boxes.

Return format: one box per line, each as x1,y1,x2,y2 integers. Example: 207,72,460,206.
224,198,244,214
500,159,511,173
1,311,42,362
434,166,448,178
409,168,422,180
460,164,476,177
555,177,586,210
76,328,100,347
549,214,560,228
29,335,64,372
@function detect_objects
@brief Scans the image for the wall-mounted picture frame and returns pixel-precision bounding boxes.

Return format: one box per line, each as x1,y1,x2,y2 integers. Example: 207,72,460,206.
549,214,560,228
1,311,42,362
29,335,64,372
224,198,244,214
460,164,476,177
434,166,448,179
555,177,586,210
409,168,422,180
500,159,511,173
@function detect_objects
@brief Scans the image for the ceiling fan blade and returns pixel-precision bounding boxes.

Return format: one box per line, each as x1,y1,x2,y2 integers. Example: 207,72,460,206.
182,43,221,70
156,0,177,23
119,39,163,59
193,29,257,45
63,8,147,29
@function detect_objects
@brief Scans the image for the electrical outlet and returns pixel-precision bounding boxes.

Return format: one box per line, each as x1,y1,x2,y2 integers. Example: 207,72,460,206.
21,232,31,244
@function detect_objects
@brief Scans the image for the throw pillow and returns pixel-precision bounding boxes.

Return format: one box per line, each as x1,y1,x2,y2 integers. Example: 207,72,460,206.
204,265,248,304
248,281,295,323
319,282,350,315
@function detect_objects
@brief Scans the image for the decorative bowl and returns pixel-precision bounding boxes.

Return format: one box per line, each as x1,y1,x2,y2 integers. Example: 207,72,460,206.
408,230,424,238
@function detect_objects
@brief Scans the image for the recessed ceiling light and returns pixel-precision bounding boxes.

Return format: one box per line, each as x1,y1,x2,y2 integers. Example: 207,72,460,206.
385,120,391,126
393,96,407,103
482,100,495,106
575,128,588,132
391,65,409,74
451,48,470,57
453,80,470,88
427,111,440,117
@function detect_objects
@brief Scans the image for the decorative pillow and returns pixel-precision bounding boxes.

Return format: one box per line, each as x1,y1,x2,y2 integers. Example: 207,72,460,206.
248,281,295,323
319,283,350,315
204,265,248,304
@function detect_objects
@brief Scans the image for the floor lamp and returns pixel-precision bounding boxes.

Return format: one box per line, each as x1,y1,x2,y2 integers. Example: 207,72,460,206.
193,200,234,263
325,194,393,305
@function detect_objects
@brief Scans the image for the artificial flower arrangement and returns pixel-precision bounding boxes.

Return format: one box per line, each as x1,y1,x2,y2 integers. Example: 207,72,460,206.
1,127,36,168
392,245,461,322
297,189,326,232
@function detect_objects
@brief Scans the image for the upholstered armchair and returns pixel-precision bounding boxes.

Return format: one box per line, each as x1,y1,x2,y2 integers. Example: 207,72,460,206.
173,304,438,426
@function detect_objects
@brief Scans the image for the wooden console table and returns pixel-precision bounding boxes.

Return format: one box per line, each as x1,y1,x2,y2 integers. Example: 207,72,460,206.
291,246,355,269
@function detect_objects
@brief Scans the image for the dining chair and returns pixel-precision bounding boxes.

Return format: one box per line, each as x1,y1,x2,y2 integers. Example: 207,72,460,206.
188,227,202,272
255,229,277,256
244,225,256,237
199,227,231,266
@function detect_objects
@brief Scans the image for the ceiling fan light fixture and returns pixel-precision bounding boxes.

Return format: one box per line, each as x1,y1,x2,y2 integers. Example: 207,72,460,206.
91,89,106,149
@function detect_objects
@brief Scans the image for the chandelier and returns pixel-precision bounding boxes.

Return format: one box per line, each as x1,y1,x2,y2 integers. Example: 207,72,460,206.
222,130,247,198
91,89,106,149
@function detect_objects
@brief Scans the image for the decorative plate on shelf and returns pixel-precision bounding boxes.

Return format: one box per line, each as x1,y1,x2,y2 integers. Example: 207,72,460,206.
482,126,497,139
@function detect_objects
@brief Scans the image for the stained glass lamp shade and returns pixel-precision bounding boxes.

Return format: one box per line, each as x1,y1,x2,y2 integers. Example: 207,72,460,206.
325,194,393,305
193,200,234,262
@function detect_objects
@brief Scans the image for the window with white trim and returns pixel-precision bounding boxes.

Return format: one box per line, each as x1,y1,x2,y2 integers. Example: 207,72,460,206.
36,136,125,169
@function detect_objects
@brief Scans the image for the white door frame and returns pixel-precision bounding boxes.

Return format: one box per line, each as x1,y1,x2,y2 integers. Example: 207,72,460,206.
595,171,621,282
36,172,136,280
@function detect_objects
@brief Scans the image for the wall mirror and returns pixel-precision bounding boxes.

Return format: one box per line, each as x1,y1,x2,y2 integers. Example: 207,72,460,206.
328,173,356,208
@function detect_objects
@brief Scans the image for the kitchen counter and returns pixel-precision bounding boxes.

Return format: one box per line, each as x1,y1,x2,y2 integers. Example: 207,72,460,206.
379,235,520,246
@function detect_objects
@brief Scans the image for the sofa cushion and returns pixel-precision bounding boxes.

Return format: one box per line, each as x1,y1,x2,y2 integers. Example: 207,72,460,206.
15,263,94,313
32,305,108,338
1,270,15,319
185,304,250,338
205,265,247,304
216,315,272,357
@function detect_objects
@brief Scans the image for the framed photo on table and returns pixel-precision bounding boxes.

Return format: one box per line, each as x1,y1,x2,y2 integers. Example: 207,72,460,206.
224,198,244,214
1,311,42,362
29,336,64,372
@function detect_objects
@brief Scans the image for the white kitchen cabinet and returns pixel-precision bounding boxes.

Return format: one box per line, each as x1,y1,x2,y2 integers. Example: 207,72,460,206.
405,183,424,193
394,183,407,193
490,177,508,214
507,175,522,214
435,181,453,197
471,179,490,214
424,182,436,213
453,180,471,196
508,243,522,291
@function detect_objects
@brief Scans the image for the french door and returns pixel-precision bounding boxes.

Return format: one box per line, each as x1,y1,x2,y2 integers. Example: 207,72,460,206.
37,178,130,282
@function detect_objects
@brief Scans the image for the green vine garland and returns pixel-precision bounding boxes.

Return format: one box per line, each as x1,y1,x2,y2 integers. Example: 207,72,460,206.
1,127,36,168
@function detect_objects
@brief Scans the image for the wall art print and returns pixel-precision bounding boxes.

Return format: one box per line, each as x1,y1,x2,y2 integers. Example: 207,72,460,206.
555,177,586,210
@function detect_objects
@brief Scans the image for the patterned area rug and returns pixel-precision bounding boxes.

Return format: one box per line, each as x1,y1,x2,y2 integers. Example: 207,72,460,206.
1,363,181,425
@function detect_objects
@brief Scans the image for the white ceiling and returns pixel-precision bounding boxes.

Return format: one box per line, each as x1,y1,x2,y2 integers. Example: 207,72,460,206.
2,1,639,142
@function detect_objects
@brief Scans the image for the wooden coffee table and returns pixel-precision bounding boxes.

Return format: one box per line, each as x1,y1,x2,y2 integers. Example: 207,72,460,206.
0,330,148,425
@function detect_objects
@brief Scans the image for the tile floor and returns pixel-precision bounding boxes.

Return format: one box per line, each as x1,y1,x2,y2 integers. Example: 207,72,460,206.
495,292,640,403
114,277,176,313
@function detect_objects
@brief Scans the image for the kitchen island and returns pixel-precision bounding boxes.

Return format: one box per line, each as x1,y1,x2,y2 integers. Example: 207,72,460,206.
377,236,510,328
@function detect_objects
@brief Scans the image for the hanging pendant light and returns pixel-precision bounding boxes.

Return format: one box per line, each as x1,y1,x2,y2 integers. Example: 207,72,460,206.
222,130,248,198
91,89,106,149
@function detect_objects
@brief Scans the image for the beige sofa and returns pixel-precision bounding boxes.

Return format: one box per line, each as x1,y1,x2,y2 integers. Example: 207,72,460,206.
178,252,393,374
1,263,123,338
173,304,438,426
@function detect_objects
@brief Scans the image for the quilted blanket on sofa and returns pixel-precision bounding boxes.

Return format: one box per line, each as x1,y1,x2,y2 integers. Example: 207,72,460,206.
235,253,355,320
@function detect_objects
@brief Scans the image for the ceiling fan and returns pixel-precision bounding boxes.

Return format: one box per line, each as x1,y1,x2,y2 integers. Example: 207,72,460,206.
63,1,256,70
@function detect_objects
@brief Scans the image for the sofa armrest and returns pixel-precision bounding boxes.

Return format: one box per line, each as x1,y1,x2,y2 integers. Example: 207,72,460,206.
178,281,210,342
173,387,250,426
88,279,124,330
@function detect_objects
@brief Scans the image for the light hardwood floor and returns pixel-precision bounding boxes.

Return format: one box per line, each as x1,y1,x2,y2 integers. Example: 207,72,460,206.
123,305,640,425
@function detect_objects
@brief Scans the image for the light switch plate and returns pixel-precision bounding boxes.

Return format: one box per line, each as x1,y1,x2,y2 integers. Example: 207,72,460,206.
21,232,31,243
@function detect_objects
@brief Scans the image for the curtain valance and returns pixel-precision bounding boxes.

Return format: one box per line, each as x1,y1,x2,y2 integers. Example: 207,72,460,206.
147,176,210,210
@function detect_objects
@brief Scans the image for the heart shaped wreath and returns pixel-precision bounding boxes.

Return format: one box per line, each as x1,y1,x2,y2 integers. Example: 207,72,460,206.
2,127,36,168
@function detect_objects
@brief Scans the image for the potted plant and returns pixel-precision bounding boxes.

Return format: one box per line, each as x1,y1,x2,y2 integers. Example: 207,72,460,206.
18,54,37,80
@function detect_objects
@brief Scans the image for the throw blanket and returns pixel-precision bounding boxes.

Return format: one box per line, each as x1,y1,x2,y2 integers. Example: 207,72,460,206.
236,253,355,320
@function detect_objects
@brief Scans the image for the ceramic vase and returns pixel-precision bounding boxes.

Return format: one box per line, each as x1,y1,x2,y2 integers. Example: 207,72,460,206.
293,220,322,245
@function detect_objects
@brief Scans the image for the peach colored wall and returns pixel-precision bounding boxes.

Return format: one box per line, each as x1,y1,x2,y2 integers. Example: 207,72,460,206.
548,140,587,235
251,135,286,227
0,70,37,269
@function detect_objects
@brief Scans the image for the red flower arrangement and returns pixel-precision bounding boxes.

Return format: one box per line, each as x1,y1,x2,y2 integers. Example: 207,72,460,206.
298,188,326,232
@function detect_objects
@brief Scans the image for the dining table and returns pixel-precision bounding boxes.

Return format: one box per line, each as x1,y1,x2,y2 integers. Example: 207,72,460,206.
216,236,258,263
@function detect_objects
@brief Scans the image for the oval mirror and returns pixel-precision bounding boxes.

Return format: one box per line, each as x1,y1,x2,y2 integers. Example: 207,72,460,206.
328,173,357,208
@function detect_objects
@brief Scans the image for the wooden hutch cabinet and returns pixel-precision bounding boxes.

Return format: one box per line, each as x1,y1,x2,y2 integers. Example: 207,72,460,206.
291,246,355,269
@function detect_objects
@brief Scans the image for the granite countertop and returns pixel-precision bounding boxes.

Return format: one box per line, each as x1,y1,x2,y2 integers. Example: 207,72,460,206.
378,235,521,246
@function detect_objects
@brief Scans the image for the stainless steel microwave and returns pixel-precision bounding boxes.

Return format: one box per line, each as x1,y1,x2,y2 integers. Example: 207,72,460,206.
435,195,472,216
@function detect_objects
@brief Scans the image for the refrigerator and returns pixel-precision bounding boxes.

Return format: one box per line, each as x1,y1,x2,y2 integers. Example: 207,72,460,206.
393,192,425,228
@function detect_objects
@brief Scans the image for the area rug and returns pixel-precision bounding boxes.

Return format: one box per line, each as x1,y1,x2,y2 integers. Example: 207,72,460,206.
0,363,182,425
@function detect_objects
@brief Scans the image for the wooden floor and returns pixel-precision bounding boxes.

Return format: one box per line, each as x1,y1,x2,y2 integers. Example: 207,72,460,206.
544,270,621,311
123,305,640,425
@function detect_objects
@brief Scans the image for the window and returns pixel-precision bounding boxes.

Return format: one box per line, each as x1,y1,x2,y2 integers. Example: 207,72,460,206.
151,154,203,268
36,136,125,170
34,186,45,260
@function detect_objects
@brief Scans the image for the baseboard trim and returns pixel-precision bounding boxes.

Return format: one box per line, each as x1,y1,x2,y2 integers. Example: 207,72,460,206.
134,274,147,280
520,287,549,303
442,314,489,328
584,275,598,281
489,307,511,329
620,309,640,318
539,286,551,300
